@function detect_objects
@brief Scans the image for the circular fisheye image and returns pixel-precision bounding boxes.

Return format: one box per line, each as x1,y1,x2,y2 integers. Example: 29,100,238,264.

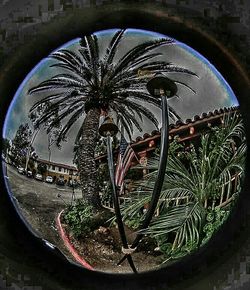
1,28,246,274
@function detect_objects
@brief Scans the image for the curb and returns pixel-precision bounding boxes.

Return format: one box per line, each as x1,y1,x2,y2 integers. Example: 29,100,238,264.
56,210,94,271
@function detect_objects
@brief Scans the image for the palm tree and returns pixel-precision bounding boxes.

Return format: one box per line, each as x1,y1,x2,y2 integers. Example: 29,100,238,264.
121,112,246,258
28,29,196,209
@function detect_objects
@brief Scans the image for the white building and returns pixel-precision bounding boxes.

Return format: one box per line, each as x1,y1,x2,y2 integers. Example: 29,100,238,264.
33,158,79,182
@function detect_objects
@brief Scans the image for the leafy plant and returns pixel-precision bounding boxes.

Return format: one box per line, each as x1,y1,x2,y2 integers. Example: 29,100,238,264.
125,214,144,230
10,123,32,166
63,200,94,238
201,208,230,245
121,111,246,262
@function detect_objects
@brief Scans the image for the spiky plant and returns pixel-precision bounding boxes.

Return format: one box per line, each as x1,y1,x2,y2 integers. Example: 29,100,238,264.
28,29,196,209
121,111,246,257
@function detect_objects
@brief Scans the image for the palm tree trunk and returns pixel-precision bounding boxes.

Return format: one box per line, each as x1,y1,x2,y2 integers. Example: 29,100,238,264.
78,107,101,209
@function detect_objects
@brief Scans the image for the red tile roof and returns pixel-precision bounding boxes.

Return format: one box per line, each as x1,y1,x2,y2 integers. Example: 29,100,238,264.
131,106,239,145
95,106,239,161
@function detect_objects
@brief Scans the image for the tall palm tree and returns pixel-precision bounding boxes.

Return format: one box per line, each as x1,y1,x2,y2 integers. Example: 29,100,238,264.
28,29,196,209
121,112,246,257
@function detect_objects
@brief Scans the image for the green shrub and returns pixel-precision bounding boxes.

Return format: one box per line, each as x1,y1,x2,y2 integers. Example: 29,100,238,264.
201,208,230,245
169,241,198,260
154,234,198,261
63,200,94,238
125,216,141,229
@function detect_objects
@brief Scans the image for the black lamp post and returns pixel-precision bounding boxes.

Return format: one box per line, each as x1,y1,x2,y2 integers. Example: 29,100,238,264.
99,116,137,273
118,73,177,266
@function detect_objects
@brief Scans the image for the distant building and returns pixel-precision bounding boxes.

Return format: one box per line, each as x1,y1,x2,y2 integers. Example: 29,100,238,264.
33,158,79,183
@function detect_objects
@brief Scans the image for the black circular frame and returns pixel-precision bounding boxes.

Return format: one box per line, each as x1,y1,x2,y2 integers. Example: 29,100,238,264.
0,3,250,290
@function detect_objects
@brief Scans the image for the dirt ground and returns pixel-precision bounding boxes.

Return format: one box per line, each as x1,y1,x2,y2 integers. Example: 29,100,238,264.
62,220,164,273
5,164,164,273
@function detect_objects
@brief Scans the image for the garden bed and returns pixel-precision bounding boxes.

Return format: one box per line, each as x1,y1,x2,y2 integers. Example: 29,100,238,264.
59,214,164,273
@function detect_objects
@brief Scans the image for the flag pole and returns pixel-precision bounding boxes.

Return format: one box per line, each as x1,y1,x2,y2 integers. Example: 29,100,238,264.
106,132,137,273
99,117,137,273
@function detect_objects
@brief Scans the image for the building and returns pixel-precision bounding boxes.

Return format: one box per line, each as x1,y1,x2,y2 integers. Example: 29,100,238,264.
96,106,240,167
33,158,79,183
99,106,241,210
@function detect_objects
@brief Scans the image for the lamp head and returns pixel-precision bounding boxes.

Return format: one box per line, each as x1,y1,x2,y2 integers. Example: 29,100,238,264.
99,116,118,137
146,73,177,98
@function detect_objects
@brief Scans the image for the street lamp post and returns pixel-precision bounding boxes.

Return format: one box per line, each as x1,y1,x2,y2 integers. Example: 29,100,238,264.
99,116,137,273
118,73,177,266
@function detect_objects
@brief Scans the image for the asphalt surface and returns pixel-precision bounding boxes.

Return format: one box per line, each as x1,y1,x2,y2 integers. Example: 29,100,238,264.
4,163,82,247
5,164,82,204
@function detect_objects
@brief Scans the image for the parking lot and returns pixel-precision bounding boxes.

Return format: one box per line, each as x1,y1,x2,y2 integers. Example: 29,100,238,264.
3,163,82,253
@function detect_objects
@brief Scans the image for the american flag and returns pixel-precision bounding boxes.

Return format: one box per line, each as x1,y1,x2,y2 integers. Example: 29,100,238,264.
115,135,136,190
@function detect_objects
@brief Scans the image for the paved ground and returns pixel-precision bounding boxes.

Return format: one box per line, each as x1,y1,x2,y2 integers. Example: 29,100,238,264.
5,164,82,205
3,164,82,257
3,163,163,273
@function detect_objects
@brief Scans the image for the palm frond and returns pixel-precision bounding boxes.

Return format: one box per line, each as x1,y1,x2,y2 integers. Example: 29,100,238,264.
139,63,198,77
54,49,83,68
118,91,161,108
48,50,86,76
117,105,143,133
29,93,65,111
116,53,164,74
116,113,132,140
112,38,175,78
29,78,88,94
29,29,197,157
144,202,205,246
168,106,182,121
80,35,100,78
55,107,85,145
169,79,196,94
103,29,125,65
117,99,159,129
34,98,84,129
120,196,150,221
111,103,134,136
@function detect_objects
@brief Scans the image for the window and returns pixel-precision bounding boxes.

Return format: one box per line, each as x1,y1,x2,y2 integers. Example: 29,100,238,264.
52,165,55,170
58,167,61,172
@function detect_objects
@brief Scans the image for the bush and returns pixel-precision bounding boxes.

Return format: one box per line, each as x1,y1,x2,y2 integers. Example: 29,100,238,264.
63,200,94,238
201,208,230,245
154,233,198,261
125,216,141,229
